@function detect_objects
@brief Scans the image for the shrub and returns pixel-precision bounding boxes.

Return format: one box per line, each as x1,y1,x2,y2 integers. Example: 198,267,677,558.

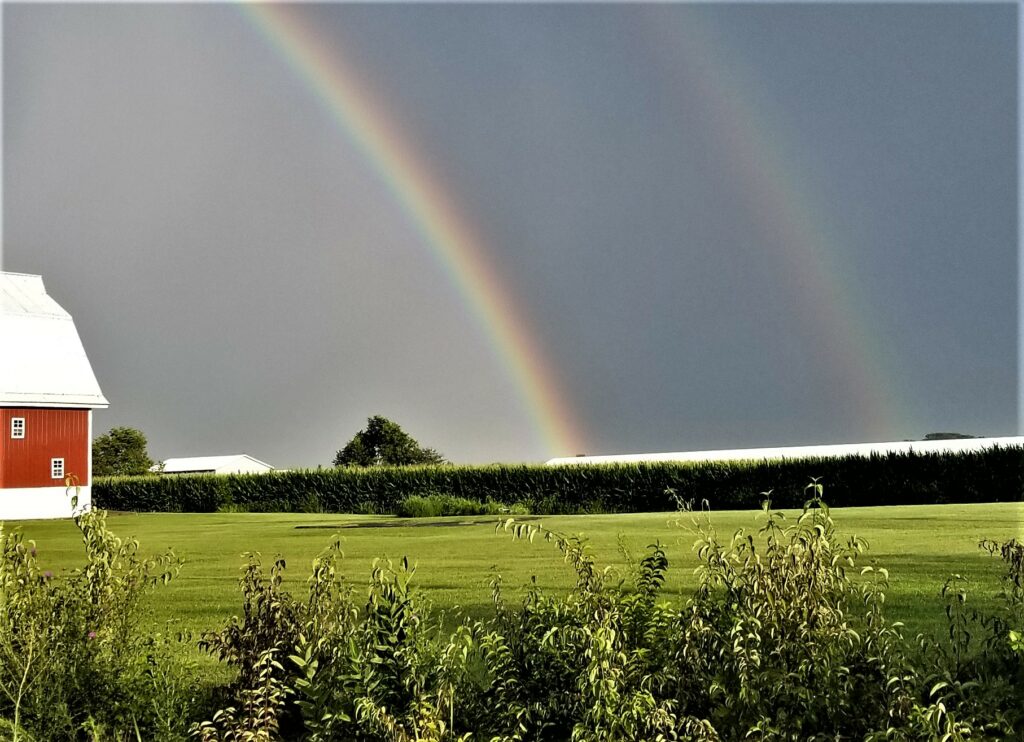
898,537,1024,738
196,543,456,741
395,495,528,518
197,553,305,740
666,487,912,738
0,490,195,741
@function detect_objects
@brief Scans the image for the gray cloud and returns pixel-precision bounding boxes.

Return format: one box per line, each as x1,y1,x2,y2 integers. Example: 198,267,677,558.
4,3,1016,466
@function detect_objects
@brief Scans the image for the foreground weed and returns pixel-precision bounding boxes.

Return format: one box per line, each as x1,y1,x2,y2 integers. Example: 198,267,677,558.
197,541,468,741
0,490,190,741
195,489,1024,740
20,482,1020,740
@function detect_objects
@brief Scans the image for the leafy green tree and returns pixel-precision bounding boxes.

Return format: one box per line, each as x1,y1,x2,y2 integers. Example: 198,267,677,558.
332,416,446,467
92,426,155,476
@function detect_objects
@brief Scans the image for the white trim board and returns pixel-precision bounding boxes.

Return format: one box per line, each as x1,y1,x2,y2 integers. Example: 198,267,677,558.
0,485,91,521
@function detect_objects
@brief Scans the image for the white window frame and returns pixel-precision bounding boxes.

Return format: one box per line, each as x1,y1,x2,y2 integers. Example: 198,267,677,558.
10,418,25,439
51,458,65,480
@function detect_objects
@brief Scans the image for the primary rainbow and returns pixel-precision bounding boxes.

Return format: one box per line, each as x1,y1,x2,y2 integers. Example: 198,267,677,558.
239,3,587,458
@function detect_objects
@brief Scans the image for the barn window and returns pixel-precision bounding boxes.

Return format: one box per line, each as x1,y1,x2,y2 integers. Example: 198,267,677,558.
51,458,65,480
11,418,25,439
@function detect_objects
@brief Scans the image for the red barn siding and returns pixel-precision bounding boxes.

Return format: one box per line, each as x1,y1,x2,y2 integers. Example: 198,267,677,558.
0,408,89,488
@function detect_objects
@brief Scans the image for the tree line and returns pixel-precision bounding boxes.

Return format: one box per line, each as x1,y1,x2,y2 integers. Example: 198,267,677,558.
92,415,446,476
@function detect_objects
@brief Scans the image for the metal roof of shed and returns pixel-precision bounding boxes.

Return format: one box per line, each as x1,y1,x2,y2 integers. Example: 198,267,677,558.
0,272,108,408
159,455,275,473
547,436,1024,466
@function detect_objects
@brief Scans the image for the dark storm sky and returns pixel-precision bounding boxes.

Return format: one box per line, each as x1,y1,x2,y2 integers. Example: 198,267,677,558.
3,3,1017,466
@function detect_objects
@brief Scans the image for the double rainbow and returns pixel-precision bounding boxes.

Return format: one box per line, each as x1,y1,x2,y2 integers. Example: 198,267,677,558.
241,4,917,454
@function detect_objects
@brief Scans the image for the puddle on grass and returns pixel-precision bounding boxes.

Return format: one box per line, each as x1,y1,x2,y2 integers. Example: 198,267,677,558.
296,516,541,530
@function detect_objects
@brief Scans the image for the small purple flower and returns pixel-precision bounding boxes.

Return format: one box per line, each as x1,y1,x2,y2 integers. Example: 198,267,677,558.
43,571,53,580
87,631,97,640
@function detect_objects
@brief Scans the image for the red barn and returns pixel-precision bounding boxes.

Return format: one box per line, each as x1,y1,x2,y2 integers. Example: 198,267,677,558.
0,272,108,519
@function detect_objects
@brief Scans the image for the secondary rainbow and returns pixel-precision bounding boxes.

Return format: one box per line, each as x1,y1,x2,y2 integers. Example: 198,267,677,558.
239,4,586,457
640,10,911,439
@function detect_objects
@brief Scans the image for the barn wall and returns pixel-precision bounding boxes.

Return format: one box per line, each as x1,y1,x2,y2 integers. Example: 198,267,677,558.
0,408,90,488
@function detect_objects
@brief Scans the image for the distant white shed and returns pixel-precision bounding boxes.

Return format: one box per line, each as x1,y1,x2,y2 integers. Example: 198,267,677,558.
157,454,274,475
546,436,1024,466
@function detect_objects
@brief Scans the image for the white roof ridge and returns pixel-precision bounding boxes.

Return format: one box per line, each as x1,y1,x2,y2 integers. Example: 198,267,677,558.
162,454,272,463
159,454,275,473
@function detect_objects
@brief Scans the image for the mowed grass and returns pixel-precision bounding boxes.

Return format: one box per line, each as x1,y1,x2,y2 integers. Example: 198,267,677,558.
8,502,1024,644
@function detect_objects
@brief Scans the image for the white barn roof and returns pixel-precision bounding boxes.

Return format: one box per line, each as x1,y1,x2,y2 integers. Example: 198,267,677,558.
547,436,1024,466
159,454,275,474
0,272,108,408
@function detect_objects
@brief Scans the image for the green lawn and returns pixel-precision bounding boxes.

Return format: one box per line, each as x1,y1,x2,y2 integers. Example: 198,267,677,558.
8,502,1023,644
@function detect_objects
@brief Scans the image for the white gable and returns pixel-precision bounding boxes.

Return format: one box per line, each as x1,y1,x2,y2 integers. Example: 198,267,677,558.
0,272,108,408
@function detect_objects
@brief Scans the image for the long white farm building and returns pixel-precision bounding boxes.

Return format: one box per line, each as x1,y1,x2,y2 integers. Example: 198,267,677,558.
157,454,274,475
546,436,1024,466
